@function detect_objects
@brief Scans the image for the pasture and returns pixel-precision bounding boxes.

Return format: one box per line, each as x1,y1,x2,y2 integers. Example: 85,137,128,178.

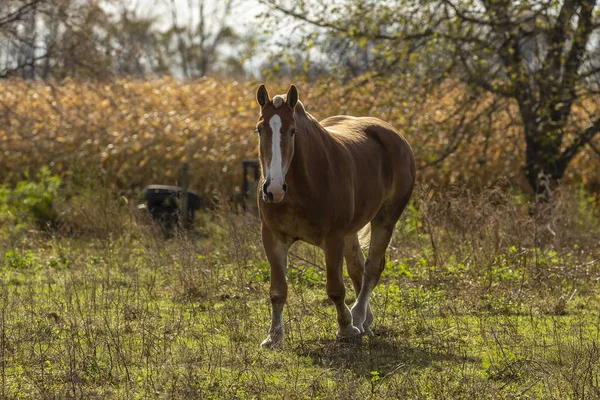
0,172,598,398
2,0,600,397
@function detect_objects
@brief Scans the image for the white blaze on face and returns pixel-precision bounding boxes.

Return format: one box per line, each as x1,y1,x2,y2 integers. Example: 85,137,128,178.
266,114,286,201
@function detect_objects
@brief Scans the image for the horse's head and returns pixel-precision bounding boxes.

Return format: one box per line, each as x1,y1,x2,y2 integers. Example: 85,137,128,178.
255,84,298,203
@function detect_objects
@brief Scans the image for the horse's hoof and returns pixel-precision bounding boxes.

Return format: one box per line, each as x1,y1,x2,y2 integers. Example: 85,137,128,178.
354,324,365,334
363,326,373,336
260,335,283,350
351,309,366,333
340,324,361,336
337,325,362,343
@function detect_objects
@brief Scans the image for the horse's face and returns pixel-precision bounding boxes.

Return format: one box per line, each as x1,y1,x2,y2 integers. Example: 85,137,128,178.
255,84,298,203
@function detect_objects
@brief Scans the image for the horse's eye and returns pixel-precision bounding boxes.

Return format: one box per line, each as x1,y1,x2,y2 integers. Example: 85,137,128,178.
290,128,296,137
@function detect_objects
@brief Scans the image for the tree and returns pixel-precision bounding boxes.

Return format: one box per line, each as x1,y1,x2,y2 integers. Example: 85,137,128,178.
0,0,118,80
443,0,600,197
261,0,600,198
165,0,241,78
0,0,48,78
0,0,251,80
107,10,167,77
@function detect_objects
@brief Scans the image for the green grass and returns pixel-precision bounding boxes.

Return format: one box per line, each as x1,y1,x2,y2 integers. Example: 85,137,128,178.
0,185,598,399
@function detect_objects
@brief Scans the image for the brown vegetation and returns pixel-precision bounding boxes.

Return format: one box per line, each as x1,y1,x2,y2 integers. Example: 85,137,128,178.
0,77,598,201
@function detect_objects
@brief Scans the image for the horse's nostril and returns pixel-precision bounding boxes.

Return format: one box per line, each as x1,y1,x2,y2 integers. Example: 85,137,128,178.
262,181,269,195
282,183,288,193
266,192,274,201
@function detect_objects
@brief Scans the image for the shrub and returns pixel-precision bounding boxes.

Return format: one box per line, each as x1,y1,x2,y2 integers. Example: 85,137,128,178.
0,167,61,229
0,77,598,202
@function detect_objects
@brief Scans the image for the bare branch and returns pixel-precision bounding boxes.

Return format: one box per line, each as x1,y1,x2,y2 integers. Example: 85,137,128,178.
541,0,577,85
457,51,512,97
560,2,596,100
0,52,48,78
588,141,600,157
442,0,499,27
0,0,42,27
561,118,600,164
578,64,600,81
419,113,468,169
264,1,435,41
420,95,503,169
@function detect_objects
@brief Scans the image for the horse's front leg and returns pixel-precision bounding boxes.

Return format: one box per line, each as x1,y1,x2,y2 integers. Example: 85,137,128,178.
324,236,361,339
260,224,290,349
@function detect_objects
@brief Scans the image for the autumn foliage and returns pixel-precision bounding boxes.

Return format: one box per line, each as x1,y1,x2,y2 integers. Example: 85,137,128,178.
0,77,598,200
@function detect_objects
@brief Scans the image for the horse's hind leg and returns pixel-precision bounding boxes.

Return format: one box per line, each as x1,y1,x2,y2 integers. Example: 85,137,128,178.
343,234,373,334
351,194,412,332
350,223,394,333
324,236,361,339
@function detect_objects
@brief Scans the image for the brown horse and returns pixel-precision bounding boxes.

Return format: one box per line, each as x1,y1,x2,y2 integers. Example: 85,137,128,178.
255,84,415,349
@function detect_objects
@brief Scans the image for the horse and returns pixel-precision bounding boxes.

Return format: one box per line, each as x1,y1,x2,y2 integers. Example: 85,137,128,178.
254,84,415,349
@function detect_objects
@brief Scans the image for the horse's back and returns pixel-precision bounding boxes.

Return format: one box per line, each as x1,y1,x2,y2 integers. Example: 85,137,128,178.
321,115,412,156
321,115,415,185
320,115,416,228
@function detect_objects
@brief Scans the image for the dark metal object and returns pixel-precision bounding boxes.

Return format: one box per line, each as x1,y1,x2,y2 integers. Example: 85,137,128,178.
180,163,190,230
242,159,260,211
142,185,201,231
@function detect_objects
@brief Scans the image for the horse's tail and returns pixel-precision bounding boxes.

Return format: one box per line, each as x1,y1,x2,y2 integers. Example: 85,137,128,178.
357,223,371,252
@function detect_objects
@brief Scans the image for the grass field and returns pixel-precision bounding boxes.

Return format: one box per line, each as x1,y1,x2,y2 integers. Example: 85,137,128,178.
0,177,598,399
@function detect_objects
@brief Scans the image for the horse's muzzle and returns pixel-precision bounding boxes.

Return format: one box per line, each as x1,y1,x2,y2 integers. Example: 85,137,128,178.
262,179,287,203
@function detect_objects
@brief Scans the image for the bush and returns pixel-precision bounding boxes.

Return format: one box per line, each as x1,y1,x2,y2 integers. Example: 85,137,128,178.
0,167,61,229
0,77,598,201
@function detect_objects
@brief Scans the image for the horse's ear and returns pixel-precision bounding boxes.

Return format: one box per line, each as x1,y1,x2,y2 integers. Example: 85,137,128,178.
286,85,298,108
257,84,270,107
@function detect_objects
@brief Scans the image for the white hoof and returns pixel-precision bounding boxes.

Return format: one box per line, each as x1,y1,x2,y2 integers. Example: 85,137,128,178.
260,334,283,350
353,322,365,334
351,309,366,332
337,324,361,338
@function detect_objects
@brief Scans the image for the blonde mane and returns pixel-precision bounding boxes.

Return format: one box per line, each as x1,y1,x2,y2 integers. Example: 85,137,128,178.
293,100,324,137
292,100,331,155
273,95,285,108
293,100,363,147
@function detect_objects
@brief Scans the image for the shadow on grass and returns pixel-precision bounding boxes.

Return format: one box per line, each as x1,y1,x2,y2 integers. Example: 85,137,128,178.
293,326,480,379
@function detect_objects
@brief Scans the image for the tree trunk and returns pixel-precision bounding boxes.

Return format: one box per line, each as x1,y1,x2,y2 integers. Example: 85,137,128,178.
523,122,568,200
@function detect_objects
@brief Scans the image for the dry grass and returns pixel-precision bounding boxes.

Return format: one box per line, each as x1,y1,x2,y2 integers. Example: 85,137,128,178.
0,180,598,399
0,77,598,202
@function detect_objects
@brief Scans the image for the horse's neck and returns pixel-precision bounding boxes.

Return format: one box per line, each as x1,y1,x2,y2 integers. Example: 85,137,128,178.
287,111,332,194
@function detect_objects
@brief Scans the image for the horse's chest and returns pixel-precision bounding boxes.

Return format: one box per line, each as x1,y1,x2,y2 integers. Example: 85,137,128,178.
260,203,325,246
